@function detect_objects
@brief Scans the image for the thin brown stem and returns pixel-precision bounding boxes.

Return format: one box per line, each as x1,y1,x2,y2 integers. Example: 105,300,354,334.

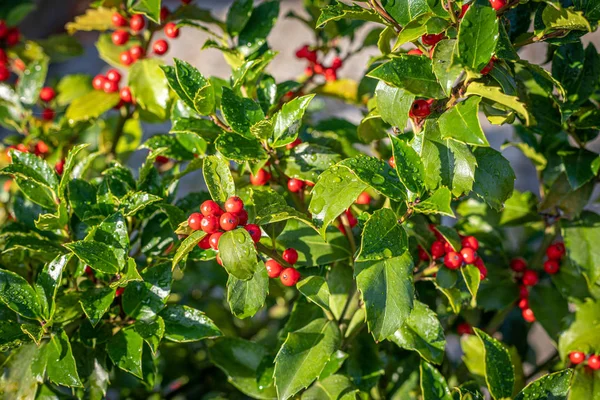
256,242,293,268
369,0,402,33
211,114,233,132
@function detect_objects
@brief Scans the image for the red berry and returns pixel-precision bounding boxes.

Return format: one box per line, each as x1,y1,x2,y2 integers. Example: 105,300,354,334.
41,108,55,121
55,159,65,175
198,235,211,249
522,270,539,286
112,30,129,46
460,247,478,264
295,45,310,59
286,138,302,150
106,69,122,83
410,99,431,118
283,248,299,265
120,86,132,103
510,257,527,272
522,308,535,323
475,258,487,279
120,51,133,66
244,224,261,243
201,200,222,217
220,212,239,231
518,297,528,309
388,156,396,168
165,22,179,38
209,232,223,250
0,21,7,38
216,253,223,266
421,33,444,46
130,14,145,32
280,267,301,286
5,28,19,46
407,48,424,56
129,45,145,61
92,75,106,90
153,39,169,55
331,57,343,70
225,196,244,213
443,241,454,254
200,215,220,234
480,59,495,75
431,240,446,258
304,66,314,77
489,0,507,11
39,87,56,102
155,155,169,164
356,192,371,205
188,212,203,230
313,63,324,75
112,13,128,27
461,236,479,251
569,351,585,365
0,49,7,63
555,242,566,254
519,285,529,298
546,243,564,260
457,322,473,335
235,209,249,226
250,168,271,186
543,259,560,275
444,251,463,269
84,266,94,276
0,64,10,81
34,141,49,156
324,68,337,82
588,355,600,370
266,260,283,278
160,6,170,22
103,79,118,93
288,178,305,193
418,246,430,261
115,287,125,297
459,3,470,18
345,209,358,228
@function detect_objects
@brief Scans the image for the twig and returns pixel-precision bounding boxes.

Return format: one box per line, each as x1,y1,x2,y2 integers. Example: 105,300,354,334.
256,242,293,268
369,0,402,33
210,114,233,132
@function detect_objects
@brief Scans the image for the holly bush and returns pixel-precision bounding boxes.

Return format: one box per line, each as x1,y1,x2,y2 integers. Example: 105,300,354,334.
0,0,599,398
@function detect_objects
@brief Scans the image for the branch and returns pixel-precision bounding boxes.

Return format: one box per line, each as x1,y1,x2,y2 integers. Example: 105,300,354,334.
369,0,402,33
210,114,233,132
256,242,293,268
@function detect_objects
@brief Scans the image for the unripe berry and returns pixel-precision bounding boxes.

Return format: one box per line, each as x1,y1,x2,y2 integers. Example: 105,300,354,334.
111,30,129,46
444,251,463,269
188,212,203,230
510,257,527,272
209,231,223,250
112,13,128,27
588,355,600,370
129,45,145,61
286,138,301,150
460,247,478,264
153,39,169,55
421,33,444,46
522,270,539,286
522,308,535,323
250,168,271,186
220,212,239,231
457,322,473,335
461,236,479,251
244,224,261,243
543,259,560,275
120,51,133,66
120,86,132,103
280,267,301,286
569,351,585,365
489,0,507,11
201,200,222,217
165,22,180,38
407,48,424,56
266,260,283,278
283,248,299,265
356,192,371,205
93,75,106,90
41,108,55,121
224,196,244,213
39,87,56,102
103,79,118,93
198,235,211,249
106,69,122,83
431,240,446,258
288,178,305,193
201,215,220,234
388,156,396,168
130,14,145,32
546,243,565,260
410,99,431,118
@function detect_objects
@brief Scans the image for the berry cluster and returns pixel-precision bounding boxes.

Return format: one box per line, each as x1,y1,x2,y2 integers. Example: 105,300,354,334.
543,242,565,275
4,140,64,175
569,351,600,370
38,87,57,121
510,257,537,322
92,68,133,106
425,227,487,279
265,248,301,287
295,45,343,82
0,21,20,82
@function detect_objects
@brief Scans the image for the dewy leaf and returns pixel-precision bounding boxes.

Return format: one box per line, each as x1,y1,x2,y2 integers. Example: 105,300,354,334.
227,262,269,319
162,59,215,115
355,252,414,342
160,304,222,342
413,187,455,217
221,88,264,137
227,0,253,36
357,208,408,261
559,148,600,190
391,134,426,195
461,264,481,307
297,276,331,313
317,1,382,28
107,327,144,378
65,89,120,124
420,361,452,400
562,212,600,288
514,369,572,400
58,144,88,201
129,58,170,121
120,191,162,216
280,142,341,184
133,317,165,355
474,328,515,400
542,4,591,34
203,155,236,203
381,0,431,26
432,39,463,96
339,155,407,200
219,228,260,280
172,230,207,269
215,132,268,162
65,7,115,34
64,241,122,274
303,374,359,399
391,301,446,365
559,299,600,359
93,212,129,262
376,81,414,130
466,82,530,124
123,262,172,321
252,188,314,229
0,269,42,320
271,94,315,147
46,330,82,387
367,55,446,99
130,0,161,23
472,147,515,211
457,2,499,72
274,318,341,400
4,150,58,191
438,97,489,146
17,58,48,105
238,1,280,57
79,287,116,327
35,254,71,321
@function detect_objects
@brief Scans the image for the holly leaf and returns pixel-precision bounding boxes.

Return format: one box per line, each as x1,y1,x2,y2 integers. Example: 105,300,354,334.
558,299,600,358
528,285,569,340
420,361,452,400
297,276,331,313
474,328,515,400
220,88,264,137
162,58,215,116
466,82,530,124
160,304,222,342
561,211,600,287
340,155,407,200
79,287,116,327
129,58,170,121
432,39,463,96
438,97,489,146
219,229,260,280
280,143,341,184
457,2,499,72
381,0,431,26
376,81,414,130
413,187,455,217
46,330,82,387
357,208,408,261
123,263,172,321
215,132,268,162
472,147,515,210
130,0,161,23
35,254,71,321
238,0,279,57
202,155,236,203
0,269,42,320
227,262,269,319
271,94,315,147
64,241,122,274
65,7,115,33
514,369,572,400
226,0,253,36
107,327,144,378
389,134,425,194
65,89,120,123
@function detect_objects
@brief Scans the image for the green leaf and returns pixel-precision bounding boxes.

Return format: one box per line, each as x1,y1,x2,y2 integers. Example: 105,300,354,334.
302,374,359,400
472,147,515,210
203,155,236,203
238,1,280,57
110,257,143,288
46,330,82,387
120,190,162,216
17,58,48,105
0,269,41,320
376,81,414,129
271,94,315,147
558,299,600,358
368,55,446,99
514,369,572,400
133,318,165,355
559,148,600,190
129,58,170,121
317,1,382,28
221,87,264,136
219,229,260,280
297,276,331,313
162,58,214,115
227,262,269,319
107,327,144,378
528,285,569,340
281,143,342,183
172,230,207,269
562,211,600,286
340,155,407,200
432,39,463,96
461,264,481,307
439,97,489,146
413,187,455,217
498,190,541,226
58,144,88,201
130,0,161,23
389,135,424,195
253,188,315,229
274,318,341,400
122,263,172,321
38,33,84,62
4,150,58,191
466,81,530,124
570,366,600,399
542,4,591,34
474,328,515,400
64,241,121,274
215,132,268,162
65,6,115,33
457,3,499,72
79,287,116,327
420,361,452,400
357,208,408,261
391,301,445,364
65,89,120,124
160,304,222,342
35,254,71,321
0,342,47,398
227,0,253,36
381,0,431,26
355,253,414,342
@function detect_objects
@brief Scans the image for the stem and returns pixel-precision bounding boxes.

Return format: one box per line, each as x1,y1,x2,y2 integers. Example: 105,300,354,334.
256,242,293,268
211,114,233,132
514,30,567,48
369,0,402,33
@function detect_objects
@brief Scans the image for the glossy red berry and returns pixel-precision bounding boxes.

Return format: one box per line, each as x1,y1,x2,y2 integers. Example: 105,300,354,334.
444,251,463,269
519,285,529,298
209,232,223,250
200,215,220,234
283,248,299,265
188,212,203,230
324,68,337,82
475,258,487,279
250,168,271,186
244,224,261,243
39,87,56,102
345,209,358,228
198,235,211,249
160,6,170,21
165,22,180,38
443,241,454,254
286,138,302,150
459,3,470,18
280,267,301,286
225,196,244,213
431,240,446,259
410,99,431,118
266,260,283,278
457,322,473,335
288,178,305,193
235,209,249,226
120,51,133,66
106,69,122,83
489,0,507,11
518,297,528,309
120,87,132,103
34,141,49,156
569,351,585,365
461,236,479,251
510,257,527,272
115,287,125,297
418,246,430,261
103,79,118,93
216,253,223,266
112,30,129,46
543,260,560,275
295,44,310,58
41,108,55,121
546,243,565,260
84,266,94,276
388,156,396,168
0,21,7,38
129,45,145,61
92,75,106,90
356,192,371,205
588,355,600,370
112,13,128,27
331,57,343,70
480,59,495,75
220,212,239,231
522,270,539,286
153,39,169,55
201,200,222,217
55,159,65,175
0,65,10,81
421,33,444,46
130,14,145,32
522,308,535,323
460,247,477,264
5,28,19,46
407,48,424,56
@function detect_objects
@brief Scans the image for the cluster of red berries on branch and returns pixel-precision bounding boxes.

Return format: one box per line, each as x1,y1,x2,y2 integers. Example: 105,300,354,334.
92,68,133,106
266,248,301,287
569,351,600,370
0,21,21,82
38,87,57,121
510,257,538,322
543,242,565,275
424,227,487,279
295,45,343,82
